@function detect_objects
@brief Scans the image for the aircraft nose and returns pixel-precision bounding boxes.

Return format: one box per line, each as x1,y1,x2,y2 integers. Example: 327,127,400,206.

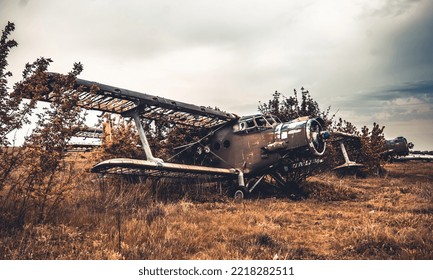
270,117,327,156
306,119,327,156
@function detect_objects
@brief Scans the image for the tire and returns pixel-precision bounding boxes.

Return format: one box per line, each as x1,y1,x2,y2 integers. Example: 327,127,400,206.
232,186,249,201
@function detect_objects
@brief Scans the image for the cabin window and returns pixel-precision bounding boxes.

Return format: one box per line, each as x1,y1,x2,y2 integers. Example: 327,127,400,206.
265,115,279,125
254,116,266,127
223,140,231,148
213,142,221,150
246,119,255,128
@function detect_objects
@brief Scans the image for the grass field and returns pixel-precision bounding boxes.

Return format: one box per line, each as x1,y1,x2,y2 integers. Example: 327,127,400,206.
1,156,432,260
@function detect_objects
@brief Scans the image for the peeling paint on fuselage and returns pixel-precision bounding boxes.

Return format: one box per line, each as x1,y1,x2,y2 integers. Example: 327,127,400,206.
210,124,280,174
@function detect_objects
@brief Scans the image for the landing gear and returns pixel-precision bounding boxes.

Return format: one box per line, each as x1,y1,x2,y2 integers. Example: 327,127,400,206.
229,185,249,200
229,175,266,200
228,170,313,199
234,188,247,201
333,142,363,177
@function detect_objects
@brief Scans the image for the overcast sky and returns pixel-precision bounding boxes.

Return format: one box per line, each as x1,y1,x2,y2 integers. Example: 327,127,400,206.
1,0,433,150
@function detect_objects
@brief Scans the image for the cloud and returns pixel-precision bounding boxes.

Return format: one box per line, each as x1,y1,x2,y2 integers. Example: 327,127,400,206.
372,80,433,100
1,0,433,149
340,80,433,122
361,0,421,18
19,0,29,7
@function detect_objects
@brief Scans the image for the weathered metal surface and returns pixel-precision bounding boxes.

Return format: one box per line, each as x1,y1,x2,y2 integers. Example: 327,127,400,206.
210,115,328,175
211,123,279,174
274,117,326,156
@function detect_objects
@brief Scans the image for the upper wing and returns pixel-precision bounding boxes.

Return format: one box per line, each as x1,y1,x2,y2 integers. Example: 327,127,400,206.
31,73,239,128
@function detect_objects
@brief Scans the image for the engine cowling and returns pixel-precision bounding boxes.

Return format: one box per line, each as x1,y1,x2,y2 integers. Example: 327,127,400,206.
268,117,328,156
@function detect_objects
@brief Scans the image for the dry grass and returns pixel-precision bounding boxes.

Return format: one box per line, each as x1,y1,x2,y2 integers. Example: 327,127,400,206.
1,157,432,260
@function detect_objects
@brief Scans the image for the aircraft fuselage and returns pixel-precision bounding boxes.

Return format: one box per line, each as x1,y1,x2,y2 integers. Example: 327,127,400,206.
210,114,328,176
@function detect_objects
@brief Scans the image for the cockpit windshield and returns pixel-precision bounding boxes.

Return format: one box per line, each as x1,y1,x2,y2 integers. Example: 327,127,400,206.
234,114,280,133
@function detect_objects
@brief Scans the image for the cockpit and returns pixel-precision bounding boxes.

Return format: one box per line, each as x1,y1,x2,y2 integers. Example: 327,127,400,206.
233,114,281,133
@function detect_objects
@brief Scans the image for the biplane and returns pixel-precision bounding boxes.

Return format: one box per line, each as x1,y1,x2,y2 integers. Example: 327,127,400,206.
384,136,414,159
27,73,359,198
382,136,433,162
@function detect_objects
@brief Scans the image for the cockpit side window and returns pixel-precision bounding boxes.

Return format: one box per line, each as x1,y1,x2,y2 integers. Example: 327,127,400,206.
265,116,274,125
239,122,246,130
246,118,255,128
254,116,266,127
266,115,281,125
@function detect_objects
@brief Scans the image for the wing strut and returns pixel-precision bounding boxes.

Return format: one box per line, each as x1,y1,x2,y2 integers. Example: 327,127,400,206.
132,112,163,163
333,142,363,170
130,111,246,187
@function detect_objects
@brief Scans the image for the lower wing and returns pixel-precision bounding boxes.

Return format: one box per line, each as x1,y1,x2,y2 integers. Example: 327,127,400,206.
91,158,238,179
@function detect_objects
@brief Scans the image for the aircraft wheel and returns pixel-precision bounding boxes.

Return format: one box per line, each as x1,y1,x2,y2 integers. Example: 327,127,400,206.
231,186,249,201
234,189,245,200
